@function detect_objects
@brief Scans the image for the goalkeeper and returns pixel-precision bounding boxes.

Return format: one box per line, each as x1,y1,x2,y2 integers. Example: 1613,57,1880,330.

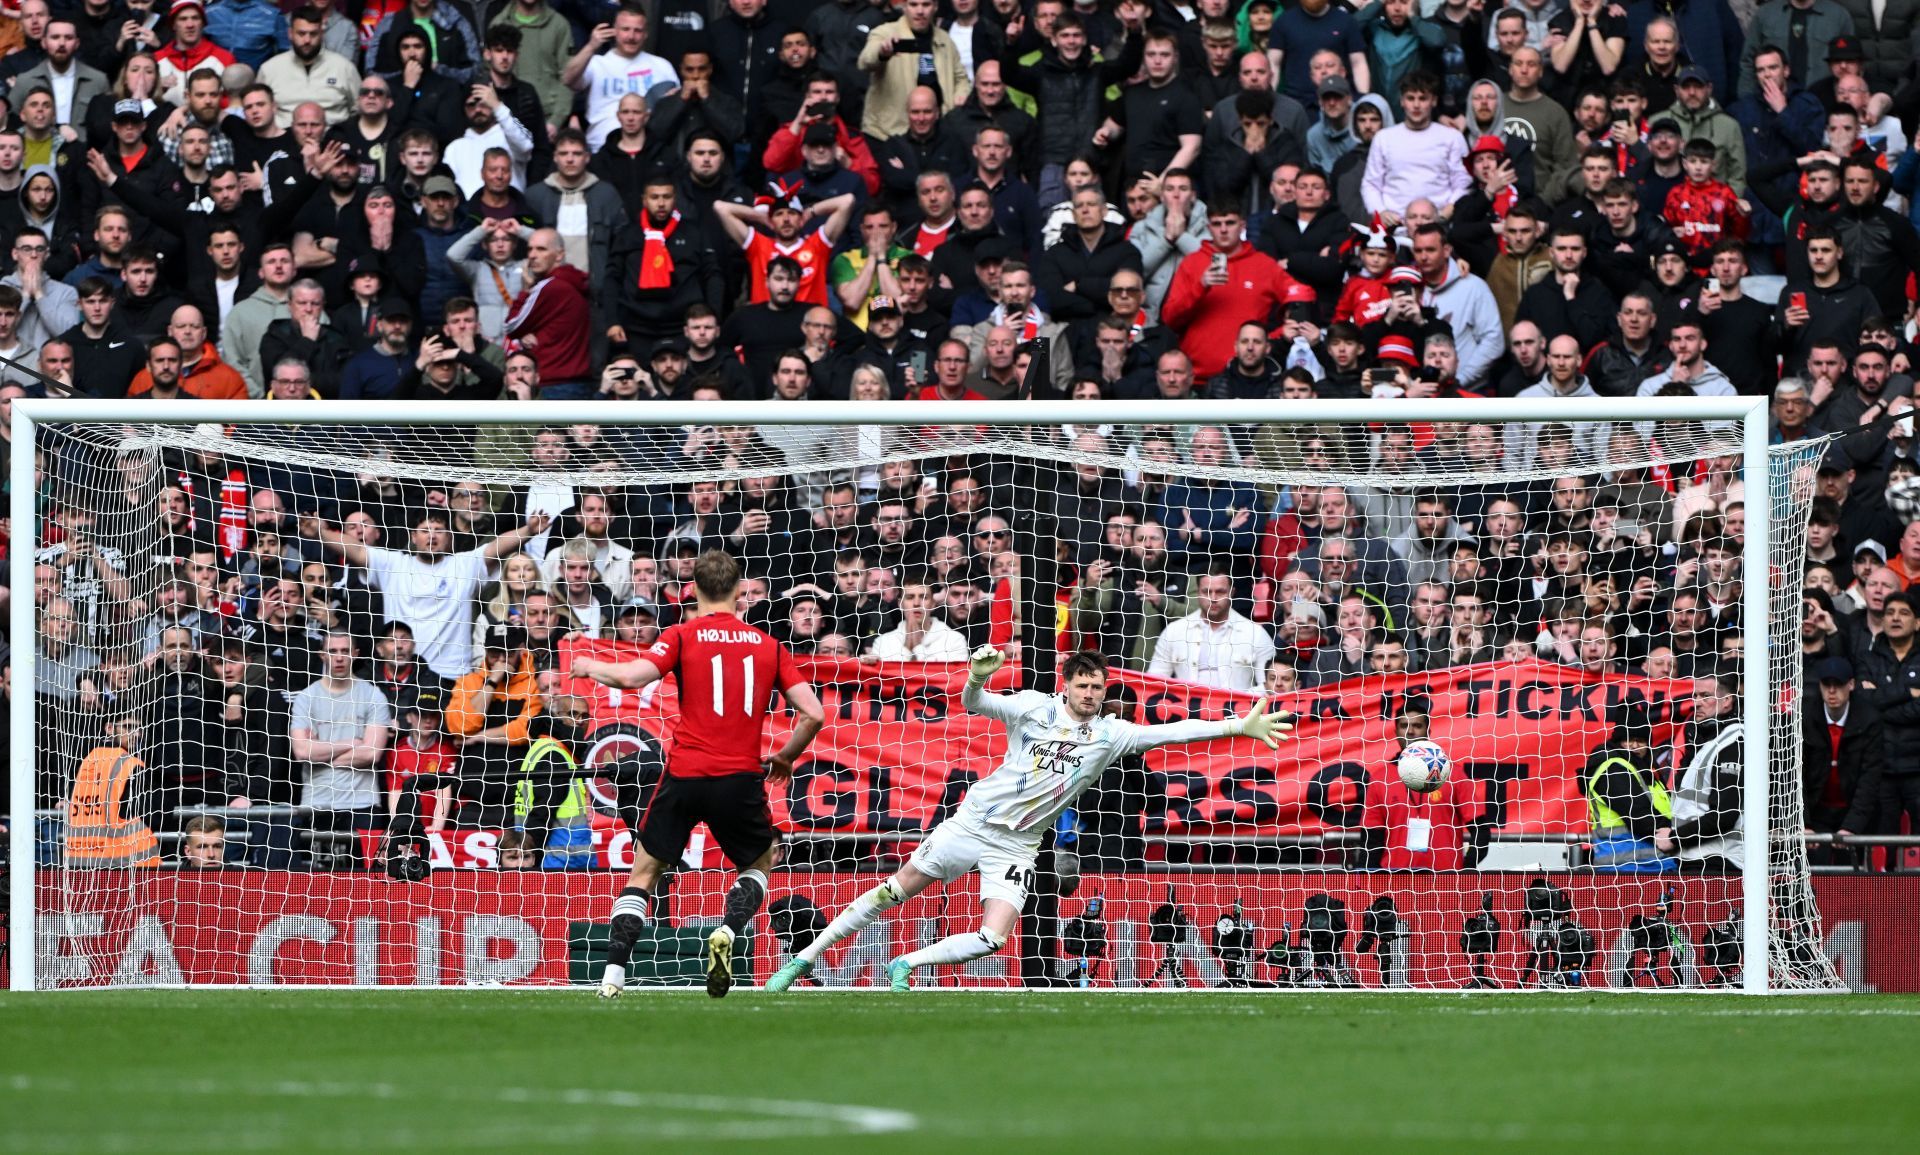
766,647,1296,992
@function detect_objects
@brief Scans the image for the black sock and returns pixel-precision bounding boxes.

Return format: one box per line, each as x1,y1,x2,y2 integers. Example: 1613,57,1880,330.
607,885,650,969
723,871,767,937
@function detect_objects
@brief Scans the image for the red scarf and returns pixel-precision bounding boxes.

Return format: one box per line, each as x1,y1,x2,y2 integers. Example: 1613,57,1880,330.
639,211,679,290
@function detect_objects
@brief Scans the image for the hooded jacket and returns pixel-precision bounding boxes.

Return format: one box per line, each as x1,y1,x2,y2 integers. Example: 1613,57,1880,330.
506,262,592,383
488,1,573,127
1664,95,1748,190
1161,243,1296,379
1130,196,1210,321
1419,262,1503,387
1462,79,1538,193
1503,87,1578,204
1334,94,1394,225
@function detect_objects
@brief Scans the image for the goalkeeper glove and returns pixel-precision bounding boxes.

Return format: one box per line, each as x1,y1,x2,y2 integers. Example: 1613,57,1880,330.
1224,698,1295,750
968,644,1006,687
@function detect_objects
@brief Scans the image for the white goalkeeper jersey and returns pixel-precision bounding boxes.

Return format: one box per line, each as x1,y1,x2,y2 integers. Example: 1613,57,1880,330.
958,684,1233,840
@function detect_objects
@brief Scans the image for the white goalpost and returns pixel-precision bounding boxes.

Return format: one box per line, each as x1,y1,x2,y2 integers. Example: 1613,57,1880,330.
7,398,1842,993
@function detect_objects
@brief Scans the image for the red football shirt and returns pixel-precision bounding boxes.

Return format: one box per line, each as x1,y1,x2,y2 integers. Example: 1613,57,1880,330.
1361,772,1477,871
386,737,458,825
745,232,832,306
646,611,805,778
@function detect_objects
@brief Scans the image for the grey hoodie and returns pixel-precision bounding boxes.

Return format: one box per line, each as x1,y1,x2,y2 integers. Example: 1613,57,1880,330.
1335,94,1396,225
1130,195,1210,322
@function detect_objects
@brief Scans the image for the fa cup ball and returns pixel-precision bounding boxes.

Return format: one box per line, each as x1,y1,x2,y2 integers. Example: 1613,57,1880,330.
1397,740,1451,794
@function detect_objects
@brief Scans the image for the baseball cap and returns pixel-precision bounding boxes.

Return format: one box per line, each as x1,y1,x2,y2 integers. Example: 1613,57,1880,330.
1282,281,1317,305
377,295,414,320
400,687,444,716
483,622,528,653
868,295,902,315
112,98,146,121
421,174,461,199
1466,134,1505,159
1828,36,1864,62
1854,538,1888,563
1377,334,1419,368
1821,446,1854,474
973,236,1017,265
1648,118,1683,139
803,121,837,147
1676,65,1710,85
1316,76,1350,99
1814,656,1854,685
649,335,690,360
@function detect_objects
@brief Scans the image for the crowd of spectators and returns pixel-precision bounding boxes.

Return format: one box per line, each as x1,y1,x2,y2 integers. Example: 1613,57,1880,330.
1,0,1917,869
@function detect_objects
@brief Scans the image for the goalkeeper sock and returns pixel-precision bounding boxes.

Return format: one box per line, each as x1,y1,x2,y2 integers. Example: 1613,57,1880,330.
721,869,768,939
605,886,651,970
901,928,1005,970
799,879,904,965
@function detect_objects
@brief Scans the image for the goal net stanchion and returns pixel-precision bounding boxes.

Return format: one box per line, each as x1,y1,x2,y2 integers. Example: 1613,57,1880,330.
7,398,1844,993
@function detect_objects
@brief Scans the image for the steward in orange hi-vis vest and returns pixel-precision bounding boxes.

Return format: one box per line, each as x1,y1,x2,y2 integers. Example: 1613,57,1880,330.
65,743,160,869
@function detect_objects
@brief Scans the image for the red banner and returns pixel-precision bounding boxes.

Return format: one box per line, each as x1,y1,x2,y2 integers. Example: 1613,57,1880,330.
558,641,1690,839
27,872,1918,991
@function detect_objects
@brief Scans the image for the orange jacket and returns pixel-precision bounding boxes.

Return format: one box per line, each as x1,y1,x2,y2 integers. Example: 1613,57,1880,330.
128,345,249,400
65,746,160,868
445,653,541,745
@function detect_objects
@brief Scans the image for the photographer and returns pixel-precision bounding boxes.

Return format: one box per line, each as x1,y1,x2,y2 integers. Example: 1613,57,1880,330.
1357,698,1486,871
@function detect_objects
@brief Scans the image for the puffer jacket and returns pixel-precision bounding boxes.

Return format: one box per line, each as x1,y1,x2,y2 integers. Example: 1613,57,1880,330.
1828,0,1918,93
1000,34,1145,166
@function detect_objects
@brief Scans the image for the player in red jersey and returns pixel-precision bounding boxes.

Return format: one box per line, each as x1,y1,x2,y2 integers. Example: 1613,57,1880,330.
713,182,857,307
571,549,826,999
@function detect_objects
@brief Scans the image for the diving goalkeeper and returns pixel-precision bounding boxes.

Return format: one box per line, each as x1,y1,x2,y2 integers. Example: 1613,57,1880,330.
766,646,1295,991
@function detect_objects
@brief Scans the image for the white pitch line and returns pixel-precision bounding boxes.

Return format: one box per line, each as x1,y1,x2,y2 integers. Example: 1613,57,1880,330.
0,1076,918,1150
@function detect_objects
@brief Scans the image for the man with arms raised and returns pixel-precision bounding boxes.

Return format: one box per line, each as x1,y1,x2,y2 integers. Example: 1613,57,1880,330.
572,549,827,999
765,647,1293,991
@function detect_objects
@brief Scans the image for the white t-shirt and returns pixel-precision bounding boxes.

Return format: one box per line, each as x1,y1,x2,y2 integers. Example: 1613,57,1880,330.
364,546,493,678
582,50,678,151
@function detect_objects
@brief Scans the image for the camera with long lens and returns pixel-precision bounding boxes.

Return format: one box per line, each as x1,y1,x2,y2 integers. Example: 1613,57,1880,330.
1210,901,1256,988
1356,895,1409,987
1262,921,1304,986
1061,896,1108,988
1699,907,1742,987
1147,885,1192,988
1300,893,1355,987
1459,892,1502,989
1520,878,1594,987
768,895,828,986
1625,885,1681,987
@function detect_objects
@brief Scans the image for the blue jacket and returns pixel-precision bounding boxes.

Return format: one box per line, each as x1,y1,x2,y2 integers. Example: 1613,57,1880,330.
1729,87,1826,245
1890,150,1920,233
205,0,289,70
415,222,466,327
1159,479,1264,560
338,346,409,400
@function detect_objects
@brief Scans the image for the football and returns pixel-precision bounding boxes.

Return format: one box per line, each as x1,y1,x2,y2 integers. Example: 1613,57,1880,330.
1397,740,1452,793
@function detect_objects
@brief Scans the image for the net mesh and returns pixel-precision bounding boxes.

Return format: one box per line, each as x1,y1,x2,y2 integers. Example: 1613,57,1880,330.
18,411,1843,991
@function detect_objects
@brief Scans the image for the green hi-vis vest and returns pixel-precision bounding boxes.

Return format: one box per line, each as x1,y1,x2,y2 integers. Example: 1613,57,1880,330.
512,736,589,825
1586,756,1673,833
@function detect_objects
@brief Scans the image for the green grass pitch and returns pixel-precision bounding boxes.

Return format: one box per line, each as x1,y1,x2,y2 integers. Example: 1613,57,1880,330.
3,991,1916,1152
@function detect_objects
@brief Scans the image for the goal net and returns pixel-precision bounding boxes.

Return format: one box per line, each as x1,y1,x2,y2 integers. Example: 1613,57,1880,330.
9,400,1843,992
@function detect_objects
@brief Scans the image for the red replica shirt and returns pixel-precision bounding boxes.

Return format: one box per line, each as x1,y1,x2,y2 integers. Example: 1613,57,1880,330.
387,737,458,825
1335,274,1392,326
1361,771,1478,870
745,232,832,306
646,611,805,778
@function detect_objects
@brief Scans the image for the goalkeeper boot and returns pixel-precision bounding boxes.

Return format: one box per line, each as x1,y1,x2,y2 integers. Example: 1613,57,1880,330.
598,963,625,1000
764,956,813,993
705,927,735,999
887,956,914,993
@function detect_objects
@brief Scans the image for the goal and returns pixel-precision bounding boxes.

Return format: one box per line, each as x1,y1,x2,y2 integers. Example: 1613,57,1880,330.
7,398,1844,993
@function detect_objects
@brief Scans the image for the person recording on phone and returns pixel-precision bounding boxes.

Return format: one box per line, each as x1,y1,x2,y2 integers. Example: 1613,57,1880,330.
1774,221,1879,376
